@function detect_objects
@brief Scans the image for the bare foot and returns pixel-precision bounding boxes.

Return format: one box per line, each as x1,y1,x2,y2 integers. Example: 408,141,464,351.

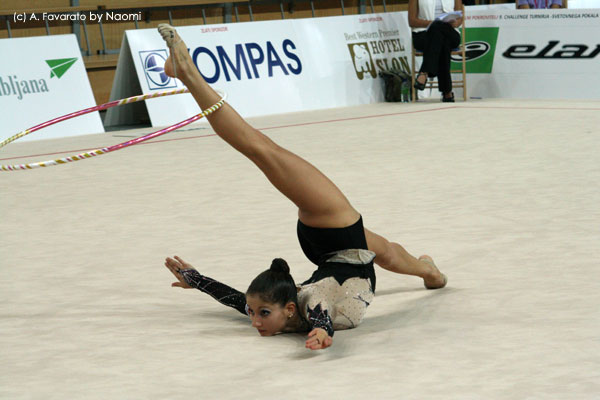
157,24,191,79
416,72,427,85
419,255,448,289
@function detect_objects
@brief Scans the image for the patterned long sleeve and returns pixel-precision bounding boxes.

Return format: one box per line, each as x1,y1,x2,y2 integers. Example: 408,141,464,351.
306,303,334,337
180,269,247,315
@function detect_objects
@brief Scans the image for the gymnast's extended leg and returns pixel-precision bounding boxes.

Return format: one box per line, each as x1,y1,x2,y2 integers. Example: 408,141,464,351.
158,25,446,288
159,24,356,229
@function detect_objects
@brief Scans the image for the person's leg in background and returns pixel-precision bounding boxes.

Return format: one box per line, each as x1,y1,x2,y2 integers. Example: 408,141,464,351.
436,23,461,101
413,21,460,98
413,21,445,87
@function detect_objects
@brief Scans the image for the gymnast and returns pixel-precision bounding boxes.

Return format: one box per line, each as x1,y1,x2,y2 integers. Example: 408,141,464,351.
158,24,447,351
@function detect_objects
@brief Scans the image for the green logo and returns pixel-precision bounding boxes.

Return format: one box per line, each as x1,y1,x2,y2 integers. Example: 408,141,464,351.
451,28,499,74
45,58,78,79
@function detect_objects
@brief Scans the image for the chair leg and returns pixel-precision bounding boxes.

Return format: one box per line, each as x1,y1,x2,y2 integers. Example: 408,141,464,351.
462,49,467,101
461,13,467,102
411,47,416,102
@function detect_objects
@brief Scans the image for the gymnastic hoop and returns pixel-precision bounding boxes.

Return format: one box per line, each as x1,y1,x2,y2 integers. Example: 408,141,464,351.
0,88,226,171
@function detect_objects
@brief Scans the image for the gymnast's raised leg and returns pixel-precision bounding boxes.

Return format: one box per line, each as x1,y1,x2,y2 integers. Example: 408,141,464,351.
158,24,446,289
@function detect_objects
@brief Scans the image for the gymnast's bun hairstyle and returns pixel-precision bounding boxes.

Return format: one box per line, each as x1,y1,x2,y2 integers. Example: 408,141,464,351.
246,258,298,307
269,258,290,274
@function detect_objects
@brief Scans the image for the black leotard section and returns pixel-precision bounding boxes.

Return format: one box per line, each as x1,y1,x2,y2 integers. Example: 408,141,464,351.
180,269,247,315
297,217,376,292
297,216,368,266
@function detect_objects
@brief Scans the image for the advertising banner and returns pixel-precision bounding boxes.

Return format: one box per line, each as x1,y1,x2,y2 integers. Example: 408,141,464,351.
0,35,104,142
106,7,599,125
453,8,600,99
106,13,412,127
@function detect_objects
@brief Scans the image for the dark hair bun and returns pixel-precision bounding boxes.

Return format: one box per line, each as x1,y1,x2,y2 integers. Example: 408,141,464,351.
270,258,290,275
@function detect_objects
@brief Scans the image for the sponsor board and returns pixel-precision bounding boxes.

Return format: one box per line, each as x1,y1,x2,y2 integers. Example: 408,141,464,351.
105,7,599,123
463,8,600,99
0,35,103,142
106,13,411,127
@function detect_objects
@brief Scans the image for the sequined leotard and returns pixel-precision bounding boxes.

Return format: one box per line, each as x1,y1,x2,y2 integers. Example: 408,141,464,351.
180,216,376,336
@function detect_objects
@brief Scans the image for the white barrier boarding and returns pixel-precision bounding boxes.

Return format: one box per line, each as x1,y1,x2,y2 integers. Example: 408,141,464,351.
106,13,412,127
0,35,104,142
453,8,600,100
106,9,600,128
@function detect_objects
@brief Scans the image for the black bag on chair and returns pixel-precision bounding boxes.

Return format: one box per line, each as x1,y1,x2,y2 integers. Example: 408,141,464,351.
379,70,412,102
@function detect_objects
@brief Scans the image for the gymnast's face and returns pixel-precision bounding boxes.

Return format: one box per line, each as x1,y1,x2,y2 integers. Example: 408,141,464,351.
245,295,289,337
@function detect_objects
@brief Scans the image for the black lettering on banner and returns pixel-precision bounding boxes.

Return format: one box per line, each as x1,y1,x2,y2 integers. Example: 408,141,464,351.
503,41,600,59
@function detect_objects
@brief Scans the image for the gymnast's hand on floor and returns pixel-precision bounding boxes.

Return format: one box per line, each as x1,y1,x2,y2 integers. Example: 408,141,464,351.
305,328,333,350
164,256,197,289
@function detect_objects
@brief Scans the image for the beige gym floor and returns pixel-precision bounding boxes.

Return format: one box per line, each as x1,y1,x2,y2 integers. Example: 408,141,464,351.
1,99,599,399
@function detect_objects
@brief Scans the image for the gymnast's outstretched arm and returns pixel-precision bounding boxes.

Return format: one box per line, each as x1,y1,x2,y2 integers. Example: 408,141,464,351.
164,256,247,315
